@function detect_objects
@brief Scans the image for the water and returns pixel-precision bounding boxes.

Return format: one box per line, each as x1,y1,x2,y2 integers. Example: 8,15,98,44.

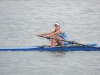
0,0,100,75
0,51,100,75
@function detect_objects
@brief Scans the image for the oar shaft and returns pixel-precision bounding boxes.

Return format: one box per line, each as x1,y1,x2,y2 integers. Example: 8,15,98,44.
38,35,73,43
37,35,99,49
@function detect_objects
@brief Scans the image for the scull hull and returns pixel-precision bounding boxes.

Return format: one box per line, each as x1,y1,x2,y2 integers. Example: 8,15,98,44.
0,44,100,51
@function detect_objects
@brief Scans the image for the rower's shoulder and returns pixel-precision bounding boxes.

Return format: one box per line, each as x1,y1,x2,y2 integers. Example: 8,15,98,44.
60,29,64,32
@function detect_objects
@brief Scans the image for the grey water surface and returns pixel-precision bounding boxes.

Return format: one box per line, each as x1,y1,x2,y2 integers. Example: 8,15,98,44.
0,0,100,75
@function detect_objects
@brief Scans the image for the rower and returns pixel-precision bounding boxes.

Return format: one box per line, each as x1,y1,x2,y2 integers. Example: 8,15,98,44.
37,23,68,47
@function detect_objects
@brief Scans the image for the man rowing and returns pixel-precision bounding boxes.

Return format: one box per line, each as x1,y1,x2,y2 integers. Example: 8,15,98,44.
37,23,68,47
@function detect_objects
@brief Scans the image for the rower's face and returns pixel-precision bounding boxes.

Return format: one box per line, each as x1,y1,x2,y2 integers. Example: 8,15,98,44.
55,25,60,30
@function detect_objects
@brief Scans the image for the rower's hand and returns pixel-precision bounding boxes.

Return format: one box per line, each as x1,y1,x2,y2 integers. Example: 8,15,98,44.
36,34,42,37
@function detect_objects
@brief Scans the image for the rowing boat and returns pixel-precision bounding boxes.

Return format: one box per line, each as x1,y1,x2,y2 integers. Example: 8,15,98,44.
0,44,100,51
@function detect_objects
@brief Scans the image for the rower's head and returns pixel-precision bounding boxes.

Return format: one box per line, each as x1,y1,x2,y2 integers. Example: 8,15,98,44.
54,23,60,30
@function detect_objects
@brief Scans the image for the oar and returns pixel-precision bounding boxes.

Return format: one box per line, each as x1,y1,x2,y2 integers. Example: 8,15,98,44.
37,35,88,46
37,35,73,43
37,35,99,49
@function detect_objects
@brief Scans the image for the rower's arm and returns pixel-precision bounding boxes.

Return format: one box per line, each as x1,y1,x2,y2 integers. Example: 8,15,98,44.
37,30,55,36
